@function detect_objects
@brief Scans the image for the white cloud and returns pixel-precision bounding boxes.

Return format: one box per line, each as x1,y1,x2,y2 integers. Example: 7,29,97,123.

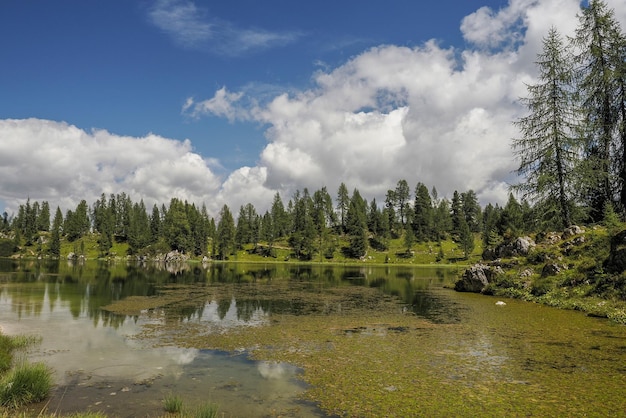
184,87,246,122
148,0,301,55
148,0,212,48
190,0,625,208
0,119,222,215
4,0,626,218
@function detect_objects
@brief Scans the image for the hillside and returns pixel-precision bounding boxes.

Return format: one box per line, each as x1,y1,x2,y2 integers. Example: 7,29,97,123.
455,224,626,324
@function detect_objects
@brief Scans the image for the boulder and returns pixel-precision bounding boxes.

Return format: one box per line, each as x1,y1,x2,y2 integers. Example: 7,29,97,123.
562,225,584,239
541,263,565,277
455,264,504,293
493,236,536,258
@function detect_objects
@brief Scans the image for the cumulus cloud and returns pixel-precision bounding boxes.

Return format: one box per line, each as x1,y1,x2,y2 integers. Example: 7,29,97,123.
0,119,222,214
188,0,626,209
148,0,301,55
4,0,626,218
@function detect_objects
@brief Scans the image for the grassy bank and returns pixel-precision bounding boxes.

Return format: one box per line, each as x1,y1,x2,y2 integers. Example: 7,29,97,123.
9,230,483,267
476,224,626,324
0,333,52,411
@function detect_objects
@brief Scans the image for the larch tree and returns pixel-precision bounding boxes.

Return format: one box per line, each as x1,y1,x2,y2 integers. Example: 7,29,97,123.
513,27,581,229
571,0,626,220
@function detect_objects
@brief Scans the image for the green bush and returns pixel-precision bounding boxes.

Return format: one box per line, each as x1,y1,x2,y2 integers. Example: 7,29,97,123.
530,277,555,297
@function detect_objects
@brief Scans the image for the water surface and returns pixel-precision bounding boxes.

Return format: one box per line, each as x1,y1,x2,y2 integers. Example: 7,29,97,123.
1,260,626,416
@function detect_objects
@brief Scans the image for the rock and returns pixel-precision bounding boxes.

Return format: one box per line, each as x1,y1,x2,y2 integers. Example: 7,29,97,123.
455,264,503,293
605,229,626,273
544,232,562,245
541,263,565,277
562,225,584,239
493,236,536,258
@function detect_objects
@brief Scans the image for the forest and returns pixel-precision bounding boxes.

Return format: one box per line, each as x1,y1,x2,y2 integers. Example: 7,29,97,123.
1,0,626,265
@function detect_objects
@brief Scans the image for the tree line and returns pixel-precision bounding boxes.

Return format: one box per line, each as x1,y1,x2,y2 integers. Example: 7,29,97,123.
0,182,537,261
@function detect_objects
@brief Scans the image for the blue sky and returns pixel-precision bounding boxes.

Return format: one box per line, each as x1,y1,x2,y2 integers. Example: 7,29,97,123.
1,0,626,216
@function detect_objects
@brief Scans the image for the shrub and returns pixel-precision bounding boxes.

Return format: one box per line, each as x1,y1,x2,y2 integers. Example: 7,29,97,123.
0,362,52,407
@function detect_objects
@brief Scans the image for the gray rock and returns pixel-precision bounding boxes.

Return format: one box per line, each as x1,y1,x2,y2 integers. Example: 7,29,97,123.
493,236,536,258
562,225,584,239
455,264,503,293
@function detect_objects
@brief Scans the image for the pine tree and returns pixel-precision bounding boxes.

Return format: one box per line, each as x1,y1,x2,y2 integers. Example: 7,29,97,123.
395,179,410,227
571,0,626,220
346,189,368,258
413,183,434,241
216,204,236,259
513,27,580,229
336,183,350,234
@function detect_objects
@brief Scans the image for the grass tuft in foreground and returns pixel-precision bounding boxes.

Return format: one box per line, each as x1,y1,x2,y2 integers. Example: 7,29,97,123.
163,392,184,413
0,361,52,408
162,393,219,418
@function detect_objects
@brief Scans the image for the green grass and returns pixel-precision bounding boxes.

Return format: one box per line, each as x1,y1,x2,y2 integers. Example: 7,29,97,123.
163,392,184,413
162,393,219,418
0,361,52,408
483,223,626,324
190,402,219,418
11,229,483,267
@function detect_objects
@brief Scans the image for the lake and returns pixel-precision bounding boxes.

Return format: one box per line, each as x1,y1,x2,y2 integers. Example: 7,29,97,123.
1,259,626,417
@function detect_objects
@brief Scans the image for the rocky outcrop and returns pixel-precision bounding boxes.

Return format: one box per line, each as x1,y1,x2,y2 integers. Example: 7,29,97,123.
454,264,504,293
483,236,536,260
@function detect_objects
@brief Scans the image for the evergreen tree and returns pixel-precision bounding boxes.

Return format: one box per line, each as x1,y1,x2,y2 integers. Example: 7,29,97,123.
49,206,63,258
403,225,415,255
395,179,411,227
571,0,626,221
270,192,289,239
289,189,315,260
163,198,191,252
312,187,335,260
513,27,581,229
346,189,368,258
458,217,475,260
150,204,161,243
216,204,236,259
433,198,452,241
461,190,482,233
498,193,525,238
482,203,502,248
37,201,50,232
336,182,350,233
128,200,151,254
413,183,434,241
451,191,463,240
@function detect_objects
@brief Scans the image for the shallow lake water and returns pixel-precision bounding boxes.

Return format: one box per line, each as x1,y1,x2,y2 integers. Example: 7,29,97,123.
1,259,626,417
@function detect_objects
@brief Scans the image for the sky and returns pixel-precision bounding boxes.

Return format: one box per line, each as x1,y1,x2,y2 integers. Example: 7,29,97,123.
2,0,626,218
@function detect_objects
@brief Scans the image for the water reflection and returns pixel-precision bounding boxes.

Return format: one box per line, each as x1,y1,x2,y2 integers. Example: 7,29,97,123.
0,260,461,326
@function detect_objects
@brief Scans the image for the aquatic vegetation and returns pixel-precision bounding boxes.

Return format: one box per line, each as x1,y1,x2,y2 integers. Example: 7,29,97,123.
190,402,219,418
163,392,184,413
161,393,219,418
